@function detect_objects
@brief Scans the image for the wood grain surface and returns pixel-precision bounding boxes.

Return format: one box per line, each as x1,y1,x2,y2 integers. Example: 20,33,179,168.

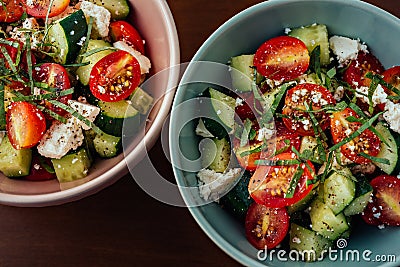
0,1,398,266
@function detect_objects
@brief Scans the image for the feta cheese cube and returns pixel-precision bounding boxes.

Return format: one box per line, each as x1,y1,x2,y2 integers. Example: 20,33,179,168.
80,1,111,37
37,116,84,159
383,101,400,133
329,35,367,66
197,168,242,201
67,100,100,130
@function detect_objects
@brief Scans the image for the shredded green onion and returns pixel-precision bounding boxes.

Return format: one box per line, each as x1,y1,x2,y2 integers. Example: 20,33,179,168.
285,165,303,198
329,111,383,152
358,152,390,165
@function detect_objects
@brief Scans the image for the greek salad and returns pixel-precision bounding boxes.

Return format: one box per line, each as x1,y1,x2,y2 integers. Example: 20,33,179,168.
0,0,153,183
195,23,400,261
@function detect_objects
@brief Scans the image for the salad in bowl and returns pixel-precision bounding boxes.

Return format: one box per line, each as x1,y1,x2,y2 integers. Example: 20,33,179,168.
170,0,400,266
192,22,400,260
0,0,154,189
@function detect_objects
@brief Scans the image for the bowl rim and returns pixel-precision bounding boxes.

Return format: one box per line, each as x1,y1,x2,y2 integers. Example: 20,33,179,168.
171,0,400,266
0,0,181,207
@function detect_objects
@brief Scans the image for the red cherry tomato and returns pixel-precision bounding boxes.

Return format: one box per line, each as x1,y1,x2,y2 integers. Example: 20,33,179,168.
89,50,141,102
1,39,37,91
376,66,400,110
282,83,336,136
25,155,56,181
253,36,310,81
6,101,46,150
235,92,263,121
110,21,145,54
248,152,315,208
362,175,400,226
245,203,289,249
33,63,72,118
24,0,69,18
343,51,384,88
234,121,301,172
330,107,380,164
0,0,24,22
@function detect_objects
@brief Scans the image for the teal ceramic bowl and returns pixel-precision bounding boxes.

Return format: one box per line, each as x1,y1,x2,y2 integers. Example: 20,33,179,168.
170,0,400,266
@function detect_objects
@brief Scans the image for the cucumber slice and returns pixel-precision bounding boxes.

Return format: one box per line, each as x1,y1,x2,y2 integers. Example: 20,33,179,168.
201,137,231,173
51,148,91,183
93,131,122,158
0,135,32,177
230,54,261,92
343,178,373,216
95,100,140,137
76,39,113,86
299,135,326,164
287,184,318,214
219,171,253,221
289,24,330,66
323,168,355,214
130,87,154,114
88,0,129,19
374,122,400,174
289,223,332,262
309,199,349,240
202,87,236,139
46,10,88,64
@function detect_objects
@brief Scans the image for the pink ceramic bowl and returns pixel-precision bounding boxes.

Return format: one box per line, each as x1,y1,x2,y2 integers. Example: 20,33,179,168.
0,0,180,207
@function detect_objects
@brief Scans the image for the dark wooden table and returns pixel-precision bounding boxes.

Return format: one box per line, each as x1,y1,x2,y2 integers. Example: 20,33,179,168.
0,1,398,266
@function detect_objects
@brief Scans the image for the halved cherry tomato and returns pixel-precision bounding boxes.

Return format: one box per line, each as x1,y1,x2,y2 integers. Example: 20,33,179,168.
377,66,400,110
1,39,37,91
235,92,263,121
253,36,310,81
6,101,46,150
248,152,315,208
25,155,56,181
110,21,145,54
330,107,380,164
362,175,400,226
0,38,22,69
343,51,384,88
282,83,336,136
24,0,69,18
0,0,24,22
33,63,72,118
234,121,301,172
89,50,141,102
245,203,289,249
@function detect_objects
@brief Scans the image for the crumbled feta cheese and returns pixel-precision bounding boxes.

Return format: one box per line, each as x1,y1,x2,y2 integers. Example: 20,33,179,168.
383,101,400,133
257,127,275,141
9,18,42,49
372,84,388,106
67,100,101,130
80,1,111,37
355,86,369,103
197,168,242,201
333,86,345,101
37,116,84,159
195,119,214,138
329,36,367,66
113,41,151,74
235,97,244,107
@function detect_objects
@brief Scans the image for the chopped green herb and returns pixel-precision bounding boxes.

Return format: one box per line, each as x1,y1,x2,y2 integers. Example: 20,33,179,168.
358,152,390,165
285,165,303,198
